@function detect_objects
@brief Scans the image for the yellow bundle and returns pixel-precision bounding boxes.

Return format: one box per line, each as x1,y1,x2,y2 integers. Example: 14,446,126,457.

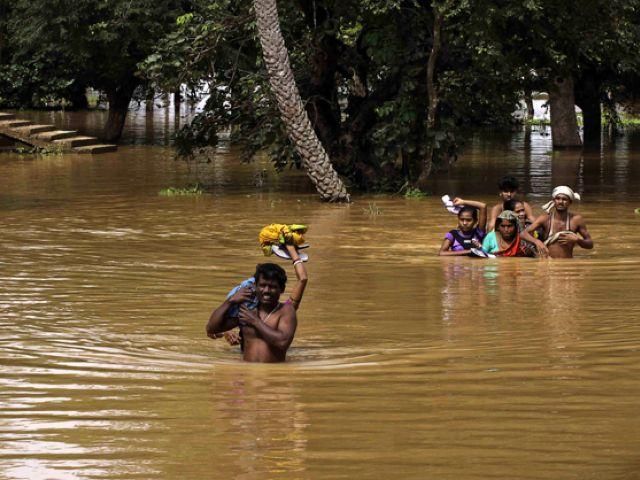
259,224,308,256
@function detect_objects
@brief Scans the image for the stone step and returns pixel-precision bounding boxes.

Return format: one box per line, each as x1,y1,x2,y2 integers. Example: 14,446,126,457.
0,120,33,128
72,144,118,154
35,130,79,141
0,112,16,121
53,136,100,148
13,124,56,135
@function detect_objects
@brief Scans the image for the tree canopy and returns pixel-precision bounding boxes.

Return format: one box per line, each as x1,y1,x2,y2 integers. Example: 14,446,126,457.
2,0,640,191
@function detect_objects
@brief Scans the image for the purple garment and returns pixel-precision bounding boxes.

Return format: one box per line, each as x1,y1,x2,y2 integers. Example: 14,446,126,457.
445,227,485,251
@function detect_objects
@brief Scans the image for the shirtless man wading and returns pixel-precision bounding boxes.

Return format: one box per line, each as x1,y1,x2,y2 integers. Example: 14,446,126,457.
521,186,594,258
206,263,297,363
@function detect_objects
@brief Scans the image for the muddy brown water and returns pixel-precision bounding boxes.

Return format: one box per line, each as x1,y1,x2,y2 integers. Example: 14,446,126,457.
1,112,640,479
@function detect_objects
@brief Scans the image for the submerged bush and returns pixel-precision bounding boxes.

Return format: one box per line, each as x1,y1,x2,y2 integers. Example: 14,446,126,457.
158,184,205,196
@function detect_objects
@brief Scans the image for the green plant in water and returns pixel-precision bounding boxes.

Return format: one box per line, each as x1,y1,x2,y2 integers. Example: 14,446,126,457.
363,202,382,216
14,145,63,155
14,146,35,154
404,187,428,199
159,184,205,196
37,145,64,156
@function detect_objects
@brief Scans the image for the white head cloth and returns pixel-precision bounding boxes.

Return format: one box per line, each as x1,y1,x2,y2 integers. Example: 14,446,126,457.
542,186,581,213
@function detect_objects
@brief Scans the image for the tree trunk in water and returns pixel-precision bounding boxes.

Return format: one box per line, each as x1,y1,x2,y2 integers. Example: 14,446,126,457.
254,0,349,202
174,90,181,111
68,84,89,110
103,82,137,142
575,75,601,146
146,88,155,112
580,98,601,147
524,89,534,120
416,8,443,188
548,77,582,148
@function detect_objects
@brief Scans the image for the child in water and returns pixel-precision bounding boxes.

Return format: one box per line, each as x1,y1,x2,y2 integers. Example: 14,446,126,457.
488,176,535,231
438,198,487,256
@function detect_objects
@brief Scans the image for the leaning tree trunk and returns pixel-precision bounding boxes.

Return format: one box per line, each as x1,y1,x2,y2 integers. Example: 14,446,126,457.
254,0,349,202
548,77,582,148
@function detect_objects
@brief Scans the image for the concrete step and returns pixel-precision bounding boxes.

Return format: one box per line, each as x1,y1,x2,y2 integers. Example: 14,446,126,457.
0,120,33,128
0,112,16,121
13,124,56,135
72,144,118,154
35,130,79,141
53,136,100,148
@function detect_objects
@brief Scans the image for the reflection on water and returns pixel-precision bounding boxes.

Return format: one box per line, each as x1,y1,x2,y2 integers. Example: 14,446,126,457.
1,122,640,479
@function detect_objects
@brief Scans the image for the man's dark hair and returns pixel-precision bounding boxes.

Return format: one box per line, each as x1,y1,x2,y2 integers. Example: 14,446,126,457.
458,206,478,221
254,263,287,290
498,175,519,191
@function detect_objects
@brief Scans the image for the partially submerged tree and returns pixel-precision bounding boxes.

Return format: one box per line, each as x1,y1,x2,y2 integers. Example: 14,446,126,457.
253,0,349,201
0,0,189,141
143,0,524,195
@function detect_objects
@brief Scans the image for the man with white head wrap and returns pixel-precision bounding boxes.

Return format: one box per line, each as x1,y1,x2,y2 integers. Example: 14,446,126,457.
520,185,594,258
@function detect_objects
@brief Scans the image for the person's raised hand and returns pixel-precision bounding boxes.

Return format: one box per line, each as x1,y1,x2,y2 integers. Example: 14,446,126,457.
228,287,254,305
452,197,465,206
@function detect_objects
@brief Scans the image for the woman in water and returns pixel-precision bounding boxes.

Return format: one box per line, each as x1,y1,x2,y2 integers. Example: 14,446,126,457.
438,198,487,256
482,210,535,257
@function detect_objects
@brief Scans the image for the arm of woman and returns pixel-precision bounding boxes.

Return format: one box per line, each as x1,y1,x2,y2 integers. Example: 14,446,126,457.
438,238,470,256
453,198,487,233
285,244,308,310
487,204,501,232
524,201,536,223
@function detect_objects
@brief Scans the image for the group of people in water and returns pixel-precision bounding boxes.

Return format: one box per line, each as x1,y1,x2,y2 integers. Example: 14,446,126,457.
439,176,593,259
207,176,594,363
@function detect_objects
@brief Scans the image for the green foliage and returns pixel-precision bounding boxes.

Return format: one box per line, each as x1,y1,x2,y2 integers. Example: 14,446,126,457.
0,0,190,108
3,0,640,192
158,184,206,196
403,187,429,199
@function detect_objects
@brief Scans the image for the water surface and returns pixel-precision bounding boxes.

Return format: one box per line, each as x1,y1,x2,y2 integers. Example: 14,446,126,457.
1,118,640,479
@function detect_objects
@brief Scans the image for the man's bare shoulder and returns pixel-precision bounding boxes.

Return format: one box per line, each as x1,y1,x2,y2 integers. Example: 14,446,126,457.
570,213,586,227
278,302,297,319
531,211,550,224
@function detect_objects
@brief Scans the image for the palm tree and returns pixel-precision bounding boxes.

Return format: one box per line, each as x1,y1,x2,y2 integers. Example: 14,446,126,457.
254,0,350,202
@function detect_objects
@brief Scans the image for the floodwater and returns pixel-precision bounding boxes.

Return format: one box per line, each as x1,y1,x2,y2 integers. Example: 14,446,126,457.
1,110,640,479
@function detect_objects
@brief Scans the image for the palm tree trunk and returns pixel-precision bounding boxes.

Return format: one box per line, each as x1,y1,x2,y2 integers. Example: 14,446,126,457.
254,0,350,202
